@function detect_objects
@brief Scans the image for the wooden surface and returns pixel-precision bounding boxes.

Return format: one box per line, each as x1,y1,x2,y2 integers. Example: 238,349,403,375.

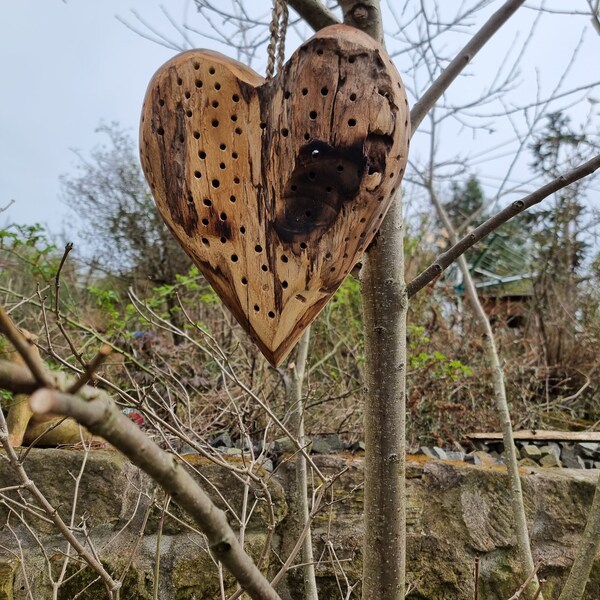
468,431,600,442
140,24,409,365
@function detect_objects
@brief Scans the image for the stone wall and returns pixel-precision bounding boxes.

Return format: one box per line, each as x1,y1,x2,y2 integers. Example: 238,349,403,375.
0,450,599,599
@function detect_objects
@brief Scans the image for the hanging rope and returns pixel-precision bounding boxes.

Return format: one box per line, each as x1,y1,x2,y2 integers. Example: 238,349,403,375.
266,0,289,80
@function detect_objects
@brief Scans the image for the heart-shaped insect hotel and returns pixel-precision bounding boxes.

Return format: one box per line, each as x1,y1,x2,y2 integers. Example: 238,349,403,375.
140,24,409,366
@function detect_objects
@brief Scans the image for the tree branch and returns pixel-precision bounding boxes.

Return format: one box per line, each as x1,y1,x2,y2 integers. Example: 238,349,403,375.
0,360,38,394
29,388,281,600
406,154,600,298
286,0,339,31
410,0,526,134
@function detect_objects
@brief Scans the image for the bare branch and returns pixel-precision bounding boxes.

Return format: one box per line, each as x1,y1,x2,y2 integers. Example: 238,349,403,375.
29,388,281,600
406,153,600,298
0,360,38,394
286,0,339,31
0,307,55,388
410,0,525,134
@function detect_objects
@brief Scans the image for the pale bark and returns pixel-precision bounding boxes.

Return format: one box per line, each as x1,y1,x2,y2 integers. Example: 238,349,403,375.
337,2,407,599
287,328,318,600
557,472,600,600
430,190,542,600
286,0,338,31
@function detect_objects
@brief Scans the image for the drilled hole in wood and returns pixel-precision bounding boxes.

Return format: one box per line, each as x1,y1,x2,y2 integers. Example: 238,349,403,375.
260,122,267,130
203,198,212,206
304,133,311,141
219,162,226,169
231,115,238,122
186,110,193,117
254,304,260,312
212,179,220,188
194,170,202,178
158,99,165,106
309,110,317,120
178,134,184,143
330,266,336,272
211,119,219,127
348,118,357,127
187,194,194,205
212,100,219,108
321,87,328,96
215,82,221,90
268,311,275,319
281,255,289,263
235,127,242,135
240,226,246,234
295,294,306,303
157,127,164,135
233,177,240,184
193,61,200,70
184,91,191,99
231,254,238,262
337,164,344,172
232,93,240,102
202,218,209,226
390,172,395,178
291,185,298,192
232,152,239,159
230,195,236,203
193,131,200,139
209,66,216,75
220,143,226,150
202,238,209,246
343,253,348,258
282,281,288,289
360,232,366,238
305,210,312,217
282,128,289,137
317,48,324,55
325,252,332,259
302,88,308,96
220,236,227,244
220,212,227,221
284,91,291,99
195,80,203,88
348,56,356,64
177,76,183,85
300,242,307,249
326,186,333,193
378,213,384,219
261,264,268,272
255,245,262,253
199,150,206,159
349,93,357,101
378,196,384,202
241,277,248,285
360,217,366,223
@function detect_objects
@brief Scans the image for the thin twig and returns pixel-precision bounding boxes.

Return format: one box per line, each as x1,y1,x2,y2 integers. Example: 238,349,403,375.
67,344,112,394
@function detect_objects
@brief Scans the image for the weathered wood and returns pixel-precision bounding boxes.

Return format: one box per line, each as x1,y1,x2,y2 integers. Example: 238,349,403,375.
140,24,409,366
468,430,600,442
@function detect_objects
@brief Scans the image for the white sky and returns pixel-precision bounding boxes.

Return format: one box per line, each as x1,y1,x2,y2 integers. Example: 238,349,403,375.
1,1,598,244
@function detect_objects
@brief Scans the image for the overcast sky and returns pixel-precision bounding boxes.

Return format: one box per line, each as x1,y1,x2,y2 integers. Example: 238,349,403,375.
1,1,598,245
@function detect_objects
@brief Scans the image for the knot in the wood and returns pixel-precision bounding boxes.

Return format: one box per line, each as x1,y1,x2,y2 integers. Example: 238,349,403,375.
352,4,370,23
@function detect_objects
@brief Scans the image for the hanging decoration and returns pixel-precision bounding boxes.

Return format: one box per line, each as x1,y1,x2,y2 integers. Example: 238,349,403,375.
140,24,410,366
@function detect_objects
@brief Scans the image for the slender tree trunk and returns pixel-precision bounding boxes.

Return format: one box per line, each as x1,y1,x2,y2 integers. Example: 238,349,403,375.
337,2,408,599
431,190,542,600
287,328,318,600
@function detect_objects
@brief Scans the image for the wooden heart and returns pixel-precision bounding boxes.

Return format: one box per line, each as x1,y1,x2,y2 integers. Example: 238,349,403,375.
140,24,409,366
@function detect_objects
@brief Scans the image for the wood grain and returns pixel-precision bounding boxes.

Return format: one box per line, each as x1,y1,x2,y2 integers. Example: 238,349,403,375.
468,431,600,442
140,24,409,365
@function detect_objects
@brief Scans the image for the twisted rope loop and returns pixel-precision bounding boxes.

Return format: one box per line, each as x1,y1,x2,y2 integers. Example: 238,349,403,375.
266,0,289,80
